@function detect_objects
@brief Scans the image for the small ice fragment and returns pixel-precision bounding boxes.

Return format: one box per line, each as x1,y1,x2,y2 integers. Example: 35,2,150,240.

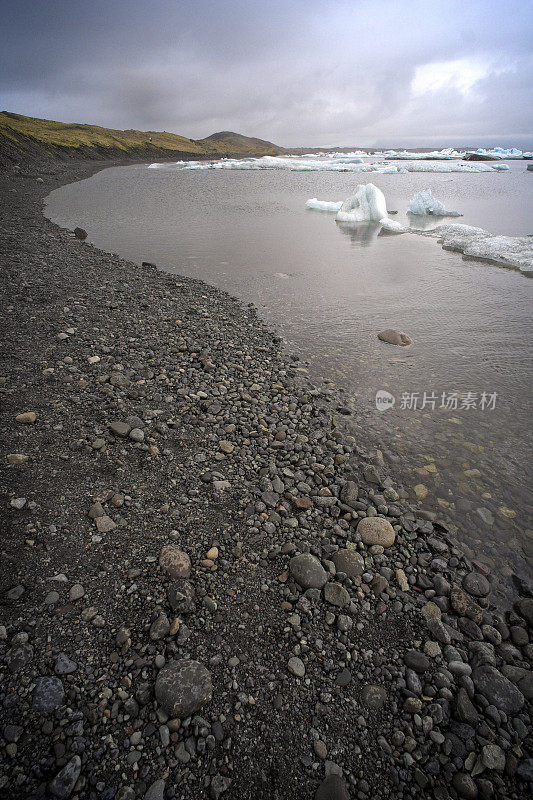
305,198,343,212
408,189,448,215
379,217,407,233
335,184,388,223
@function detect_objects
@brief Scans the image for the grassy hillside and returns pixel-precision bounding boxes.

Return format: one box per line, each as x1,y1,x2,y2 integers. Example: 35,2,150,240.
0,112,284,165
199,130,283,156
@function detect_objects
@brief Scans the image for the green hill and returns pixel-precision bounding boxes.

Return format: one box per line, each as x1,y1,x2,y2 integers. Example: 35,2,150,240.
198,131,283,156
0,112,284,166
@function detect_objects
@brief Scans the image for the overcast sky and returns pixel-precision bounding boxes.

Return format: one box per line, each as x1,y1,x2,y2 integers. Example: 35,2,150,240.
1,0,532,147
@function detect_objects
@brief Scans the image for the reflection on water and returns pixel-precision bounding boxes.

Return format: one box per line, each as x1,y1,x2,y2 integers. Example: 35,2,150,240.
45,163,533,602
336,221,382,245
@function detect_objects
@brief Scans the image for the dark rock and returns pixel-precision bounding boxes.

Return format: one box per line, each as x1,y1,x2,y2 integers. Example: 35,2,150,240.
450,583,483,624
331,549,364,579
33,676,65,714
73,227,87,240
155,659,212,717
49,755,81,798
462,572,490,598
314,774,350,800
361,684,387,709
472,665,525,714
167,579,196,614
404,651,430,673
289,553,327,589
158,545,191,579
452,772,478,799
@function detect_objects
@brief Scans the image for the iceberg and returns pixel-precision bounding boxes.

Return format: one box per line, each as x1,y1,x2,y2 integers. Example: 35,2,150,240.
335,184,388,223
407,189,461,217
426,224,533,273
305,198,343,212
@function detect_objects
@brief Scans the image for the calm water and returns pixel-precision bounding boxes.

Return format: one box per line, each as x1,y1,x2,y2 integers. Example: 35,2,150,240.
45,162,533,600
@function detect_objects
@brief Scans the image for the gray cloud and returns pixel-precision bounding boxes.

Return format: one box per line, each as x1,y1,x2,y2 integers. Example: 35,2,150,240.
1,0,532,147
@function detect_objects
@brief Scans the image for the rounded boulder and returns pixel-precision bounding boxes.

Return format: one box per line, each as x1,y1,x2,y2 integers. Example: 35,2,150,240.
357,517,396,547
289,553,327,589
155,659,212,718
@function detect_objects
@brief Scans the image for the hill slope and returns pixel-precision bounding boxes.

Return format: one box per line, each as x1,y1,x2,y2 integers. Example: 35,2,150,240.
0,112,284,167
199,130,283,156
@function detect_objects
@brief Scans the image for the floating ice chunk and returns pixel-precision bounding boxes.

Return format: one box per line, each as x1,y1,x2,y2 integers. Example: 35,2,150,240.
147,155,512,174
305,198,343,212
427,224,533,272
407,189,461,217
379,217,407,233
335,184,387,223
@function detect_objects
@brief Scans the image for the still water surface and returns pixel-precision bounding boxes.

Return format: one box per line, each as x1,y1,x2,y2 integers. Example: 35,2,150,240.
46,162,533,600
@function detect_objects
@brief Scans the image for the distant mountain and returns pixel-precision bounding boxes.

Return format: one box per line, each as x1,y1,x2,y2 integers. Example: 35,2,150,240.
197,131,284,156
0,112,284,166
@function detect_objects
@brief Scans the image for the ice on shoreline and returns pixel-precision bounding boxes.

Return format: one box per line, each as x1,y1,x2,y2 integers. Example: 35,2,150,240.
335,184,388,223
407,189,461,217
426,224,533,272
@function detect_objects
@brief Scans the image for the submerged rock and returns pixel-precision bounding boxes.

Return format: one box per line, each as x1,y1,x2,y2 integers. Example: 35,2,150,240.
377,329,413,346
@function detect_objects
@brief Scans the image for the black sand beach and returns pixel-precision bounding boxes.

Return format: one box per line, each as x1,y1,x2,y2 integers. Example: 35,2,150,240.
1,158,532,800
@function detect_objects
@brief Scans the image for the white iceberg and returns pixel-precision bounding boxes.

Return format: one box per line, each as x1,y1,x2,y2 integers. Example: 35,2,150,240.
407,189,461,217
426,224,533,272
305,198,343,212
335,183,388,223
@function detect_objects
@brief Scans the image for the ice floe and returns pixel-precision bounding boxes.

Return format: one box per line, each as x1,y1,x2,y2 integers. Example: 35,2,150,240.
148,154,510,174
335,184,388,223
305,198,343,212
384,148,465,160
378,217,407,233
426,224,533,272
465,147,524,160
407,189,461,217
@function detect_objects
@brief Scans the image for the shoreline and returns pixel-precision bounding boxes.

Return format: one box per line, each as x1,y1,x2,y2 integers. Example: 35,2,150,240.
0,158,532,799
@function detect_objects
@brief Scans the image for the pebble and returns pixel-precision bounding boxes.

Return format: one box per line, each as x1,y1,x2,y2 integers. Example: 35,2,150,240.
15,411,37,423
288,657,306,677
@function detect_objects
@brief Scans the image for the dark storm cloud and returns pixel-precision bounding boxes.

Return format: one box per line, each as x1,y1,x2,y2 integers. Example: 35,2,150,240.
1,0,532,146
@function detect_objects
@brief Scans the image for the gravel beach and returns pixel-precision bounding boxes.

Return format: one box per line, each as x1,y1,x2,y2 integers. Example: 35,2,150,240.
1,158,532,800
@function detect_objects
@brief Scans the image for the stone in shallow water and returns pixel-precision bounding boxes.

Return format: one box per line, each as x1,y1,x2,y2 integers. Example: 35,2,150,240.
450,583,483,624
33,676,65,714
289,553,327,589
462,572,491,597
357,517,396,547
377,329,413,346
155,659,212,717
